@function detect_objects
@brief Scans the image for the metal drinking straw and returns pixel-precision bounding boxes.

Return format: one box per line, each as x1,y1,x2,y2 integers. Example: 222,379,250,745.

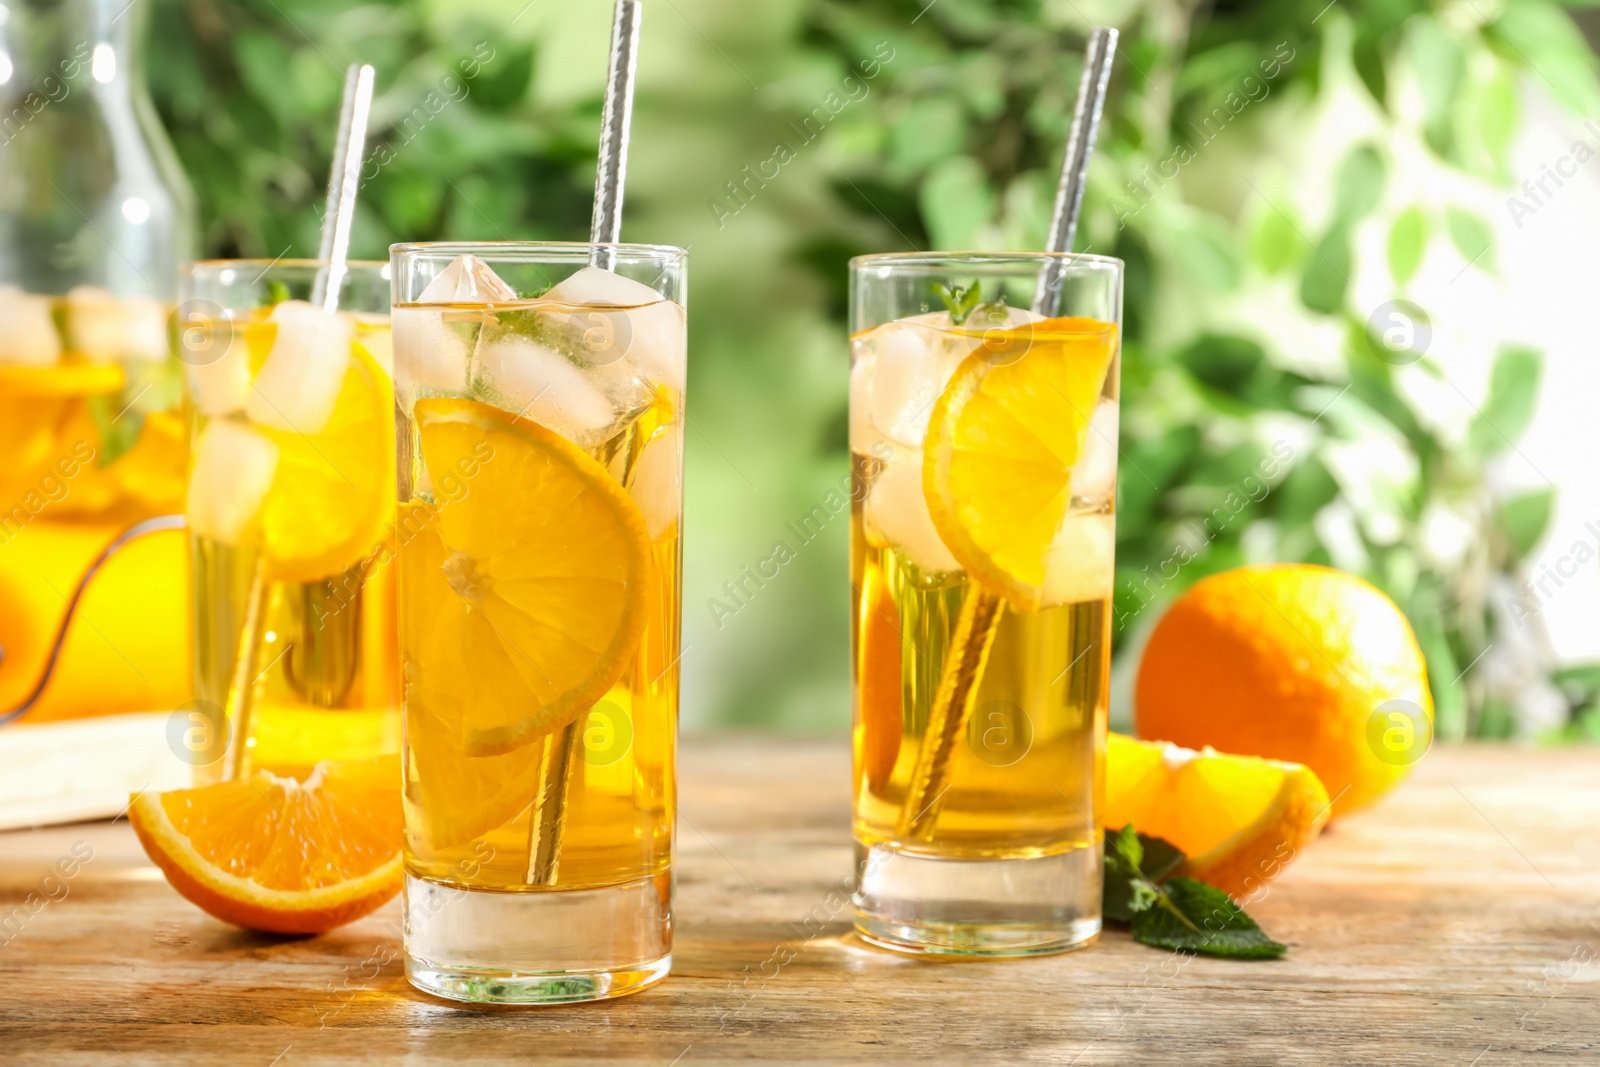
220,64,376,782
314,65,377,311
589,0,641,273
895,28,1118,840
526,0,643,885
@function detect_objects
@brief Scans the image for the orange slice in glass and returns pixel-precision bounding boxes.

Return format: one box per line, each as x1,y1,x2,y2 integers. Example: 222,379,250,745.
922,317,1116,610
399,397,650,848
0,362,126,397
255,342,395,583
855,563,903,793
128,756,402,934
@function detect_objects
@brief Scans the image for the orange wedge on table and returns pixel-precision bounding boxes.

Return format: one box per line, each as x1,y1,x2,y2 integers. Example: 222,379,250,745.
1104,732,1331,899
923,317,1117,609
129,756,402,934
400,397,651,850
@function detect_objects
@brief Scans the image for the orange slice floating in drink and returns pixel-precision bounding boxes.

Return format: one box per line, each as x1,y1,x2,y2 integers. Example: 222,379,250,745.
399,397,650,848
185,333,395,583
128,756,402,934
855,564,903,793
257,343,395,583
0,362,126,397
922,317,1117,611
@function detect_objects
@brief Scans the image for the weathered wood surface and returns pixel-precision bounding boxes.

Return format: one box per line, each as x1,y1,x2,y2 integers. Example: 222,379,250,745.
0,739,1596,1065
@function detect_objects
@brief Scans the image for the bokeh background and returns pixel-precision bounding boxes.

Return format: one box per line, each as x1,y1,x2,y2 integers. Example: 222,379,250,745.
147,0,1600,742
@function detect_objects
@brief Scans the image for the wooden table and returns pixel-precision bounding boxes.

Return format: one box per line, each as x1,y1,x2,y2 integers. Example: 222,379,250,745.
1,739,1596,1065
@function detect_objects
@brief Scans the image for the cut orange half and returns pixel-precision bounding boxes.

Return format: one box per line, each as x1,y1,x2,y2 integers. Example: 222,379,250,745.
923,317,1117,611
399,397,651,847
128,756,402,935
1103,732,1331,899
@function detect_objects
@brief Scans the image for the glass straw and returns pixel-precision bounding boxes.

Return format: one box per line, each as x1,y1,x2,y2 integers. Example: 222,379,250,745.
220,64,377,782
526,0,643,885
895,28,1118,840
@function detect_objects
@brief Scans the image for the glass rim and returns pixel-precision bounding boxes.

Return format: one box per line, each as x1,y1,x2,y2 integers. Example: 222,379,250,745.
848,250,1122,271
390,240,688,263
185,258,389,274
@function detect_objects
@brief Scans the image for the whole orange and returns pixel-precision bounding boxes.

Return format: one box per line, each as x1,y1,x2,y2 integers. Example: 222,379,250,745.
1134,564,1433,818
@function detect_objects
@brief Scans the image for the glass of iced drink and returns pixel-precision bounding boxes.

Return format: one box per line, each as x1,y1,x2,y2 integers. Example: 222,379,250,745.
180,261,397,780
390,242,686,1004
848,252,1121,955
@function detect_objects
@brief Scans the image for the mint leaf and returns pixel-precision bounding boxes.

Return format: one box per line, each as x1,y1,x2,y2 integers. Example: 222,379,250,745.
85,394,144,466
266,279,292,306
1130,877,1287,959
1102,826,1185,922
933,281,983,325
1110,823,1142,871
1133,831,1183,882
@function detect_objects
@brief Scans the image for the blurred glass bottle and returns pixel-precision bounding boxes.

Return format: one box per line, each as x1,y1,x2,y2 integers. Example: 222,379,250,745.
0,0,196,527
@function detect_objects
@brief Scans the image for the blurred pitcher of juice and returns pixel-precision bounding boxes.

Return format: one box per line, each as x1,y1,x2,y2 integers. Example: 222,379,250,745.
848,252,1122,956
391,242,686,1004
0,0,196,527
180,261,397,780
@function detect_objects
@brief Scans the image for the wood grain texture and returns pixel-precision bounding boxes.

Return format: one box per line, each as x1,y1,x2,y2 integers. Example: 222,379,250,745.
0,739,1596,1066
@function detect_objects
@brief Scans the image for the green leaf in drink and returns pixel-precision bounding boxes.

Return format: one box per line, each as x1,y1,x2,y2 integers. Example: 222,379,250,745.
934,281,984,325
85,394,145,467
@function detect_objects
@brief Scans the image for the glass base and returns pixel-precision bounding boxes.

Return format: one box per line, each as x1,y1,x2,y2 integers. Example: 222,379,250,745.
852,840,1101,957
403,872,671,1005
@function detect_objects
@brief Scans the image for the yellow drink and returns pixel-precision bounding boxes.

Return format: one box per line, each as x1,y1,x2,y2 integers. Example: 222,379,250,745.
847,251,1122,956
851,533,1107,858
393,246,686,1004
182,263,397,779
398,508,680,894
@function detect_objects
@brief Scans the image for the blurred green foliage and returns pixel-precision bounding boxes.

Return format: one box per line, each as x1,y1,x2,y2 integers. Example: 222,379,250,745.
148,0,597,259
147,0,1600,739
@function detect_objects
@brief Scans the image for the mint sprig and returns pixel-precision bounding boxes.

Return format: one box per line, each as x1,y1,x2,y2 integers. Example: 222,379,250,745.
1103,825,1287,959
1104,824,1183,922
933,281,984,325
